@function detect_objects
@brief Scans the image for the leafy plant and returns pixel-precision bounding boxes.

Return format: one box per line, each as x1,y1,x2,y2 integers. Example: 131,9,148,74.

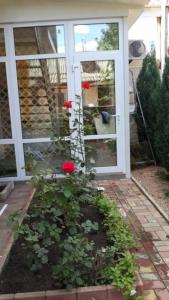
53,234,94,289
94,195,135,252
100,252,136,299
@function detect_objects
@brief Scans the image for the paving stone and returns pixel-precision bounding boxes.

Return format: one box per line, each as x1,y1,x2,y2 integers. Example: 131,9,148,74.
163,226,169,234
155,264,169,280
141,273,159,280
154,241,169,246
138,258,156,273
142,242,157,252
159,252,169,259
163,280,169,290
142,290,157,300
143,280,165,290
156,231,168,240
162,258,169,264
154,288,169,300
143,223,159,228
148,253,164,265
156,246,169,252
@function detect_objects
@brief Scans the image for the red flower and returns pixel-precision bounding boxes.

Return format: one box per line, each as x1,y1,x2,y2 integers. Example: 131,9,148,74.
63,101,72,108
62,161,76,174
82,82,90,89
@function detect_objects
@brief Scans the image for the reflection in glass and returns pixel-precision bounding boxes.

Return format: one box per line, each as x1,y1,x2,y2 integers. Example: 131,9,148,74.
24,142,70,175
0,63,12,139
74,23,119,52
85,139,117,167
16,58,69,138
14,25,65,55
0,29,5,56
81,60,116,135
0,145,16,177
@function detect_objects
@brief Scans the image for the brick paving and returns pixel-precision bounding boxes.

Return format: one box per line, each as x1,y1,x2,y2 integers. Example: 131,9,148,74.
99,179,169,299
1,179,169,299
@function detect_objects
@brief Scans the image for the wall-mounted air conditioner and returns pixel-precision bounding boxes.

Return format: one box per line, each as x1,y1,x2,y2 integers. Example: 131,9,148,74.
129,40,147,60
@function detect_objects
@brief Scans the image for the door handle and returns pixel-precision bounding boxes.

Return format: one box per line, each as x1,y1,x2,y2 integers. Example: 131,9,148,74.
72,64,79,72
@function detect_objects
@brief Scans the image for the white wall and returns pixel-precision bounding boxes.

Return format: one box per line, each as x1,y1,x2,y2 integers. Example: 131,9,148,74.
0,1,130,24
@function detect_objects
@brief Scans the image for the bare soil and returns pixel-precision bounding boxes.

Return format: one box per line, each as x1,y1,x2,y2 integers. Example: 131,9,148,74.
0,203,108,294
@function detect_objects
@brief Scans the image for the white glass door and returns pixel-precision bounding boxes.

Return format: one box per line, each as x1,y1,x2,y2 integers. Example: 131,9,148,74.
72,19,124,173
74,55,124,173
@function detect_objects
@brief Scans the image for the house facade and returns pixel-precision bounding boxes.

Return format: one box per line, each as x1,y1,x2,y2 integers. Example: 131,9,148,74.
0,0,148,181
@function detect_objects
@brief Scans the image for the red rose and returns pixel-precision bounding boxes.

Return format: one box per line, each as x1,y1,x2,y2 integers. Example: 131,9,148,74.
63,101,72,108
62,161,76,174
82,82,90,89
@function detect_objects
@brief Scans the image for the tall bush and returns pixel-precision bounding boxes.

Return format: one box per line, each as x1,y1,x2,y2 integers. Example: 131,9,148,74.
136,53,161,148
155,57,169,170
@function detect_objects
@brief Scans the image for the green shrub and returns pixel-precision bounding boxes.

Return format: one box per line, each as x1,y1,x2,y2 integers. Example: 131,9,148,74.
136,53,161,150
155,57,169,170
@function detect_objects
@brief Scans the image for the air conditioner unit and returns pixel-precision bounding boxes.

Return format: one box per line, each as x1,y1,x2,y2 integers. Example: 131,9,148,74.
129,40,147,60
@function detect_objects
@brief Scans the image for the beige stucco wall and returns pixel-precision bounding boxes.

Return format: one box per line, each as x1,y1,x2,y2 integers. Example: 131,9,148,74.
0,0,144,24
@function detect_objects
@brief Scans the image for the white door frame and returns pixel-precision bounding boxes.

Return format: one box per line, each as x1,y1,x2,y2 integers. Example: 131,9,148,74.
0,18,126,181
74,53,124,174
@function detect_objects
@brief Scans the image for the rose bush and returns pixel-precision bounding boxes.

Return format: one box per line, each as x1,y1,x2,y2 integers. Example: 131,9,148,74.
63,101,72,108
62,161,76,174
82,82,90,89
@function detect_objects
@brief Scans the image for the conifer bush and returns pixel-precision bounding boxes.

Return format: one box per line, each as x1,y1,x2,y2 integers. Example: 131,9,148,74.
155,57,169,170
136,53,161,149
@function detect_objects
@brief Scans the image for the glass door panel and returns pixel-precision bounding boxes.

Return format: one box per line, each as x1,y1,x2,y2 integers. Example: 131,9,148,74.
85,139,117,168
81,60,116,136
0,62,17,177
74,56,122,172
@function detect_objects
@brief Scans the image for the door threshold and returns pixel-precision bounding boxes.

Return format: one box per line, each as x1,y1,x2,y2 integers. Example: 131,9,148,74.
95,173,126,180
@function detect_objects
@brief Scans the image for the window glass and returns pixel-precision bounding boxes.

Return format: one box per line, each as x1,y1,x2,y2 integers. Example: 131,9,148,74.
16,58,69,138
24,141,70,175
85,139,117,167
81,60,116,135
0,63,12,139
14,25,65,55
0,144,16,177
74,23,119,52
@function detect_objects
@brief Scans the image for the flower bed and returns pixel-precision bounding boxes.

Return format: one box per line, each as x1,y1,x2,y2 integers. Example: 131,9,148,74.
0,174,137,299
0,93,139,300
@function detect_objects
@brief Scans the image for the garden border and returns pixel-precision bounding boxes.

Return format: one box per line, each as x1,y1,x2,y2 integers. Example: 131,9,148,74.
0,187,36,274
0,285,125,300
